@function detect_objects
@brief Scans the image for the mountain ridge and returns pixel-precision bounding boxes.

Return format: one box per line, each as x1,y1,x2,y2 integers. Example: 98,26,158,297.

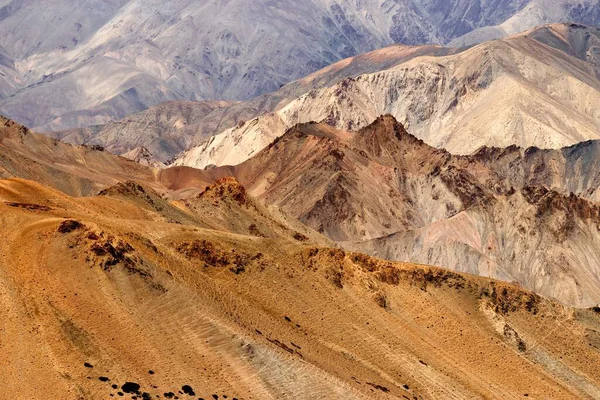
174,23,600,169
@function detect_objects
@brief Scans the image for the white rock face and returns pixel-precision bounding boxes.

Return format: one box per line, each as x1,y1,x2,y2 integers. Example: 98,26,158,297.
450,0,600,47
0,0,598,130
175,24,600,169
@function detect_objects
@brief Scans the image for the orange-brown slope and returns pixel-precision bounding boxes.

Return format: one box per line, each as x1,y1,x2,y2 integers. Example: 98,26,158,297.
1,177,600,399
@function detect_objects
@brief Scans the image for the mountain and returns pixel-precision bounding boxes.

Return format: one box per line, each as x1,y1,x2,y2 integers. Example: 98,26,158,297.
0,2,600,131
188,115,600,307
6,104,600,307
175,23,600,169
0,114,220,197
2,174,600,398
47,44,458,162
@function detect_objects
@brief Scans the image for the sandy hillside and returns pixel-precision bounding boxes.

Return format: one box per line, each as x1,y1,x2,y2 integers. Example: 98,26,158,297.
1,176,600,399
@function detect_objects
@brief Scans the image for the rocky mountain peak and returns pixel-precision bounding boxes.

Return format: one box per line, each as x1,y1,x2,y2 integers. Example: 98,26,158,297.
197,177,248,206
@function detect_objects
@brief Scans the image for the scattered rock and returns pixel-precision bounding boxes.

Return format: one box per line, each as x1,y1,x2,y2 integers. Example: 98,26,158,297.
267,338,295,354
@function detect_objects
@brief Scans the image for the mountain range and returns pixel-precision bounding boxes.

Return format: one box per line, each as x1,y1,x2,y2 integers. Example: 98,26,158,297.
177,115,600,308
0,1,600,132
3,4,600,397
4,109,600,307
49,23,600,166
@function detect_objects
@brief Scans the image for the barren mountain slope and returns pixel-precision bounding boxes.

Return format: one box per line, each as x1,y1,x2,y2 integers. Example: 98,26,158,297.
0,115,239,198
176,24,600,169
1,176,600,399
351,187,600,308
50,100,235,163
0,116,156,196
195,115,600,307
121,147,165,168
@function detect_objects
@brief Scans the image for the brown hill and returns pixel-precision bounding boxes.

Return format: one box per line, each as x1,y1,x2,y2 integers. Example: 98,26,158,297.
0,116,156,196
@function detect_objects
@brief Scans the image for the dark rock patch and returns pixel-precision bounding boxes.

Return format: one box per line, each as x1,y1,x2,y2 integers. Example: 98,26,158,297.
4,202,52,212
90,236,135,270
58,220,84,233
177,240,251,274
293,232,309,242
367,383,390,393
267,338,294,354
122,382,141,394
182,385,195,396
